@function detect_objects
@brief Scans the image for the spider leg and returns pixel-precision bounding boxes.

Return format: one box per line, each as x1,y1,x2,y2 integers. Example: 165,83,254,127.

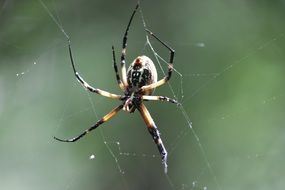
54,104,124,142
141,29,175,92
138,103,168,173
120,2,139,87
142,95,180,105
112,46,125,90
68,41,122,100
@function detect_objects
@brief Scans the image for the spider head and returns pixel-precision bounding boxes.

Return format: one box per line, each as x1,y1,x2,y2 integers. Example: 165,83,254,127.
123,94,142,113
127,55,157,95
135,57,142,65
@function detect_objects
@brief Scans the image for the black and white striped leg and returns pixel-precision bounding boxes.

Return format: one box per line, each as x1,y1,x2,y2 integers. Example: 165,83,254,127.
138,103,168,173
141,29,175,92
142,95,180,105
112,46,125,90
54,105,124,142
68,41,122,100
120,2,139,87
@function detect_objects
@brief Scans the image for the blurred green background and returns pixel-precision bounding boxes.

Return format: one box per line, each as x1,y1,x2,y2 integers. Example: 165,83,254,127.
1,0,285,189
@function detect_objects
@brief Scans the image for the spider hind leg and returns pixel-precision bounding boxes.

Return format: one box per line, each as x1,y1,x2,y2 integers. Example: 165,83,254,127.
54,105,123,142
138,103,168,173
148,127,168,172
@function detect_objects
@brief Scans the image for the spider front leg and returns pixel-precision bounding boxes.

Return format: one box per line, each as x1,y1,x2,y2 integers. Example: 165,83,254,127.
120,3,139,87
68,41,122,100
112,46,125,90
54,104,123,142
141,29,175,92
138,103,168,173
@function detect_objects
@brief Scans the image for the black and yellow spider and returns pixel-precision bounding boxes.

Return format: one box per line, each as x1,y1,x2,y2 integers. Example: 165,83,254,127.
54,2,178,173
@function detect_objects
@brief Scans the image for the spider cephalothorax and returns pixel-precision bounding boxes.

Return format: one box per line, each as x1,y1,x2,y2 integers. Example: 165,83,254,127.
123,55,157,112
54,2,177,173
127,55,157,93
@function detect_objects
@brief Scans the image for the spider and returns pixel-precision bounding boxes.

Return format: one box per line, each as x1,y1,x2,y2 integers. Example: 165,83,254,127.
54,2,178,173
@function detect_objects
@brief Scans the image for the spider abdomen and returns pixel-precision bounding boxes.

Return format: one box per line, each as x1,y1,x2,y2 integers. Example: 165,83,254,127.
127,55,157,95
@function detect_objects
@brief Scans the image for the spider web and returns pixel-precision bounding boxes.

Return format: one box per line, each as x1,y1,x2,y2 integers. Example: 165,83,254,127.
139,7,221,190
35,1,220,188
1,0,285,190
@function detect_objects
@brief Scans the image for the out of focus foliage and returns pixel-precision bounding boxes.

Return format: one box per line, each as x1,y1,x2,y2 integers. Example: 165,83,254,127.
1,0,285,189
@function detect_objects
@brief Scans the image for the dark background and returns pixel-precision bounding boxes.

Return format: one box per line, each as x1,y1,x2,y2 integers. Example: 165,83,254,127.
1,0,285,189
